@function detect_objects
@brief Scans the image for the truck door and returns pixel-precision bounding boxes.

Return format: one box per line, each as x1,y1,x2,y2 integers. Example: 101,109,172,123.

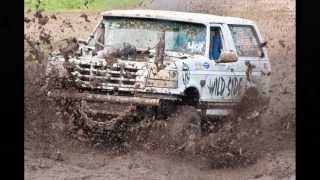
199,24,246,104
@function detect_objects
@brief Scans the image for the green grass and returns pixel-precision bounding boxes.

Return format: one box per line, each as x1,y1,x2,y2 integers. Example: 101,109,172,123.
25,0,141,12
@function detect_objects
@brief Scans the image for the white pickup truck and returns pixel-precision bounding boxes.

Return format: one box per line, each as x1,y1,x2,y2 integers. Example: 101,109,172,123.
46,10,271,140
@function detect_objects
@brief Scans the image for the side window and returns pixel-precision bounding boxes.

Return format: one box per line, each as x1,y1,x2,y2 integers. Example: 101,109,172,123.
209,27,223,61
229,25,263,57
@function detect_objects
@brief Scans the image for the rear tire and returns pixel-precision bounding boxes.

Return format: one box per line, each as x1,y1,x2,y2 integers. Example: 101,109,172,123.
233,87,268,123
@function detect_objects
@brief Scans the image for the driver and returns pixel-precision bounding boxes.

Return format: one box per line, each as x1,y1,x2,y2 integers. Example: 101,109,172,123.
210,29,222,60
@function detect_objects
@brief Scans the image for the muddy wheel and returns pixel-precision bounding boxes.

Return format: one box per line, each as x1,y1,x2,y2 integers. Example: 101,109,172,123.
57,99,85,131
167,105,201,154
60,100,144,145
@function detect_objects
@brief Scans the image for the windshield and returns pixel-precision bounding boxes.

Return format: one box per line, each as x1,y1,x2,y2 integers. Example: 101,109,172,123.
94,17,206,55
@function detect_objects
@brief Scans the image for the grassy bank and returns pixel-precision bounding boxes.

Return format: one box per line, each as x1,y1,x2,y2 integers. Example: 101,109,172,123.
25,0,141,12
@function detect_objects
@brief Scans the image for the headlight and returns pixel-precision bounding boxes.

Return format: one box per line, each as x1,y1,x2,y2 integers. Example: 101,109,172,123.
146,70,178,88
146,79,177,88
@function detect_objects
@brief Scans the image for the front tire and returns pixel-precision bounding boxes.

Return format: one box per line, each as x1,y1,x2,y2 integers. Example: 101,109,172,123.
167,105,201,154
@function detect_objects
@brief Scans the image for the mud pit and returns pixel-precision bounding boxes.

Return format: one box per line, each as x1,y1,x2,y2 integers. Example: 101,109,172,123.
25,0,295,179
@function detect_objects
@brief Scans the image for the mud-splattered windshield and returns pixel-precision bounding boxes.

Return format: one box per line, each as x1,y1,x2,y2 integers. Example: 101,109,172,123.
98,17,206,55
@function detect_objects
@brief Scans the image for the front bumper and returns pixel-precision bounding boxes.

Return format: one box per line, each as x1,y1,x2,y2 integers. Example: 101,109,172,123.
47,90,161,106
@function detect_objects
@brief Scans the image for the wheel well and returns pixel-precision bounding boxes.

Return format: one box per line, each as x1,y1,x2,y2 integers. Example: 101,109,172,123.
182,87,200,106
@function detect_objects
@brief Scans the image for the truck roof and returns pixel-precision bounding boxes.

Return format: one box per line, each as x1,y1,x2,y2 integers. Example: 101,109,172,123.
101,9,255,25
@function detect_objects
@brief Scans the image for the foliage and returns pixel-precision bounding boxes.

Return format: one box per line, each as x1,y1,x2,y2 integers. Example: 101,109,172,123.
25,0,141,12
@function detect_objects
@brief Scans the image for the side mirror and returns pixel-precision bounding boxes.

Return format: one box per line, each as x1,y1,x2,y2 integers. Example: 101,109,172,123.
217,51,238,63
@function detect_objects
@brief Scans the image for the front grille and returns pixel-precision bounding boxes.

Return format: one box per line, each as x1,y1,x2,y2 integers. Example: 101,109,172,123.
71,62,141,89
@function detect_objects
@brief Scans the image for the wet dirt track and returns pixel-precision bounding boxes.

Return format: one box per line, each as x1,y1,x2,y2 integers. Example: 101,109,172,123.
24,0,295,179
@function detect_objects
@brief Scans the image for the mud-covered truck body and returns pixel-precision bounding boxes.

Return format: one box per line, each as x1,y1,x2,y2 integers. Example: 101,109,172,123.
46,10,271,132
